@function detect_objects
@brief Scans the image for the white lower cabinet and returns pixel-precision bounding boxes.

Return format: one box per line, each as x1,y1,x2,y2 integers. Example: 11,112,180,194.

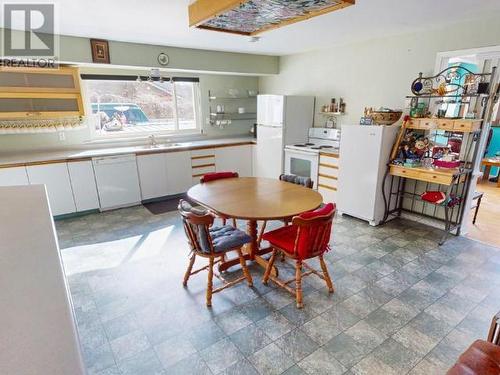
0,166,29,186
67,160,100,212
26,163,77,216
166,151,192,195
215,145,253,177
137,154,169,200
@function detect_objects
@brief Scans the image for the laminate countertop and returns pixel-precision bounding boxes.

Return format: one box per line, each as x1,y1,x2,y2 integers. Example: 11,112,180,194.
0,185,85,375
0,136,256,167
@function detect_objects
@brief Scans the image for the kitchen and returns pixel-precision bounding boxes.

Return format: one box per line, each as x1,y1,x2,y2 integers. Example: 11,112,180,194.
2,1,500,375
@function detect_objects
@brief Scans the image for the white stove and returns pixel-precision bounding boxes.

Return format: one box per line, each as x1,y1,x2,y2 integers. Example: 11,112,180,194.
285,128,341,153
284,128,341,185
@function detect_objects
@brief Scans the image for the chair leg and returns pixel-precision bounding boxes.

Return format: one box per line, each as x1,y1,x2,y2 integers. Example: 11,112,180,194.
262,249,277,285
183,253,196,286
319,255,334,293
237,248,253,287
222,217,227,226
473,195,482,225
257,220,267,248
295,260,303,309
232,218,237,227
206,257,214,307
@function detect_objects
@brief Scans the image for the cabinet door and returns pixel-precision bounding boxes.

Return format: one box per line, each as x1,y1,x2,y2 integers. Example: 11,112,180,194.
67,160,99,211
0,166,29,186
27,163,76,216
137,154,169,200
165,151,192,195
215,145,253,177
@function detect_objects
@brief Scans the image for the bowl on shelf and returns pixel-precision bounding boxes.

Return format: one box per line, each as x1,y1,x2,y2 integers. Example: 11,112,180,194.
370,111,403,125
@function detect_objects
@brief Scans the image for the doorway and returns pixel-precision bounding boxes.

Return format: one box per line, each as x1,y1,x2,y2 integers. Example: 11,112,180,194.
435,47,500,247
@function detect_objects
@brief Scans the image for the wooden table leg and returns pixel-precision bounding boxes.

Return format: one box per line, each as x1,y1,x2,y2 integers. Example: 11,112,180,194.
246,220,258,260
483,165,491,181
218,220,278,276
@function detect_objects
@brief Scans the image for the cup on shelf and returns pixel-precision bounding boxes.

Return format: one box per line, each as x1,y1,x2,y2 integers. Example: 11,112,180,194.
238,107,246,114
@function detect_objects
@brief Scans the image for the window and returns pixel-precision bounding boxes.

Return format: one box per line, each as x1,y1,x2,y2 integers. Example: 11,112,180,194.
83,76,200,137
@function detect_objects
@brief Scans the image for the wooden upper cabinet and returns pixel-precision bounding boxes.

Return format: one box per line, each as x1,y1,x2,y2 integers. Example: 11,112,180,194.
0,66,84,119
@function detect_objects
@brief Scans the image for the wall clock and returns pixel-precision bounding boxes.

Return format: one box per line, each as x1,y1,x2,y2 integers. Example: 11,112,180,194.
157,53,169,66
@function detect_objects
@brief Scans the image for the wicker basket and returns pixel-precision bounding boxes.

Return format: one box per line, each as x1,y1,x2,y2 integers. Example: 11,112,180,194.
370,111,403,125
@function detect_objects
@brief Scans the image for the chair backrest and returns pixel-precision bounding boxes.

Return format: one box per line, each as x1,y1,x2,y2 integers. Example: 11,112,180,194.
279,174,314,189
200,171,239,183
178,200,215,254
291,203,336,259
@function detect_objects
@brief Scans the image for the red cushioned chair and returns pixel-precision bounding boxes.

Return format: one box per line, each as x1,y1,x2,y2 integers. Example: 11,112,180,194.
262,203,336,309
200,171,239,227
447,310,500,375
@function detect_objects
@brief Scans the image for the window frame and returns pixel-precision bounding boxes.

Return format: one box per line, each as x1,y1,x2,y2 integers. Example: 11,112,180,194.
81,74,202,140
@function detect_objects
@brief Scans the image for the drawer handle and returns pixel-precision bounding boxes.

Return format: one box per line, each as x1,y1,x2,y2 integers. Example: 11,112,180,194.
432,175,437,179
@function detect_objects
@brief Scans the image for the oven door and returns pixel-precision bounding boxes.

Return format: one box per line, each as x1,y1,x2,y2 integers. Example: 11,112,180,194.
284,149,319,186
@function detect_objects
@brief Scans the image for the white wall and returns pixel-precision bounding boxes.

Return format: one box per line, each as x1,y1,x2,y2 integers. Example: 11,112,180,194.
259,16,500,128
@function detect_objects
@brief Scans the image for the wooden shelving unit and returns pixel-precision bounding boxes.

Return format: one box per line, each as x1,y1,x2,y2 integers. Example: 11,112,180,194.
381,65,498,244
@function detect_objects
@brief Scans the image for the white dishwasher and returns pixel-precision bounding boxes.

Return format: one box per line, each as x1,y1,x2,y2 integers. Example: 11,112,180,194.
92,154,142,211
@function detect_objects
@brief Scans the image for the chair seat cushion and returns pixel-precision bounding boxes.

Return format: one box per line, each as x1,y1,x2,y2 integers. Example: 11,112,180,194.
262,225,298,255
201,172,238,183
447,340,500,375
208,225,251,253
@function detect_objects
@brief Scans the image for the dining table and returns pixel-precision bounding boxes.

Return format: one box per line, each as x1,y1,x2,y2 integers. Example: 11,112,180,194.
482,157,500,187
187,177,323,274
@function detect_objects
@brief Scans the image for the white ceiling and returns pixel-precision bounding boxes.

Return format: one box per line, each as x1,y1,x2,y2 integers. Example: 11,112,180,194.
3,0,500,56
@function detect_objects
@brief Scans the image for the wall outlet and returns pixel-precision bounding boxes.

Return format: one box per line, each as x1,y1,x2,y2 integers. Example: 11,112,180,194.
58,132,66,141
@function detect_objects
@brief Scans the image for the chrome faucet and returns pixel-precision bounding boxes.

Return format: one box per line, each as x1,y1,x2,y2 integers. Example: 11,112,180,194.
148,134,158,148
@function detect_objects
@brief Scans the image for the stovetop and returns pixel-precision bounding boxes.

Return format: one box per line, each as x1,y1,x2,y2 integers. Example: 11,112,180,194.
285,127,341,153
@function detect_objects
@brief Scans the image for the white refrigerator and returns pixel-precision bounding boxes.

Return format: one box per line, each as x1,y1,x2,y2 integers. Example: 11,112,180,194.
338,125,399,226
254,95,315,178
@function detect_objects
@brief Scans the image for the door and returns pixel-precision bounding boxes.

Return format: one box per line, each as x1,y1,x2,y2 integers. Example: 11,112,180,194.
0,166,29,186
284,149,319,184
255,125,284,178
215,145,252,177
27,163,77,216
165,151,192,195
137,154,169,200
257,95,284,126
67,160,100,211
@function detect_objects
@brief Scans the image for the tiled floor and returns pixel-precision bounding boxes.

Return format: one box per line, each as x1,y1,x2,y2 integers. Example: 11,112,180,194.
56,205,500,375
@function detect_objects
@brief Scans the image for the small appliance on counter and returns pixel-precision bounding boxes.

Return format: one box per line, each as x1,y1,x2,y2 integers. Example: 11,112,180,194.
284,128,341,186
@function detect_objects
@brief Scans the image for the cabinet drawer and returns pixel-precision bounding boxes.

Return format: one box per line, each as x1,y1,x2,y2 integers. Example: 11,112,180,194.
191,148,215,158
416,171,452,185
192,165,216,177
191,156,215,167
407,118,420,128
320,154,339,166
418,119,435,130
318,164,338,177
436,119,454,131
389,166,420,179
453,120,480,132
318,186,337,203
318,175,338,187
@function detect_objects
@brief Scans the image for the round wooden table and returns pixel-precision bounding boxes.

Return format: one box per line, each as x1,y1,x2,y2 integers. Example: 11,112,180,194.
187,177,323,273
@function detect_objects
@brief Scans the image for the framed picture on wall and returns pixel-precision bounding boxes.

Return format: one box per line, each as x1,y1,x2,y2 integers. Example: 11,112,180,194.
90,39,110,64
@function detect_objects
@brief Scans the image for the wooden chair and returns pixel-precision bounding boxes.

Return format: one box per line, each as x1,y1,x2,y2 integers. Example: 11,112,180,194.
179,200,253,307
262,203,335,308
200,171,239,227
257,174,314,247
447,310,500,374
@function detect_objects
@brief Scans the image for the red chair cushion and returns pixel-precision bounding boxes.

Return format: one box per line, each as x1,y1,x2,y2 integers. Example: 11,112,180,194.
262,225,298,255
447,340,500,375
201,171,238,183
263,203,335,259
